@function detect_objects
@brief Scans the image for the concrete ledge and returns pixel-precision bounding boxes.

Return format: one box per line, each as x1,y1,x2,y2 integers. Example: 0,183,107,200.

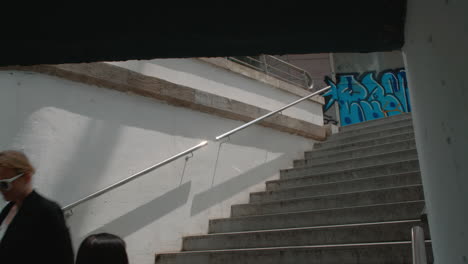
197,57,325,105
1,63,326,141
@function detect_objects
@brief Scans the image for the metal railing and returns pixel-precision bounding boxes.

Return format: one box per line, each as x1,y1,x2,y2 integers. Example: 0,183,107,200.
62,140,208,212
227,55,315,90
216,85,331,141
62,85,332,213
411,226,428,264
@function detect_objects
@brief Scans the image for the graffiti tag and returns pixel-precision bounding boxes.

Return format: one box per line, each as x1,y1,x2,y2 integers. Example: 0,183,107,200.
323,68,411,126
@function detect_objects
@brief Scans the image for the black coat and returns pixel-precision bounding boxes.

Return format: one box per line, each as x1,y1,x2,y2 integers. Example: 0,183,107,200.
0,191,74,264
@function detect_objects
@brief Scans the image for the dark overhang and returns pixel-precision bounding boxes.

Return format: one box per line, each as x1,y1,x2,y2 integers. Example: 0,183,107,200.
0,1,406,66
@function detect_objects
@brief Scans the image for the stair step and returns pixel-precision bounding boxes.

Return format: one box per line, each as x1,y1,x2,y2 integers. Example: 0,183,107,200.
291,150,418,176
295,147,417,168
315,125,414,149
274,167,421,190
281,158,419,180
304,139,417,164
232,185,424,217
183,220,427,251
340,113,412,132
329,118,414,139
252,173,421,203
309,132,415,155
209,200,425,233
155,241,433,264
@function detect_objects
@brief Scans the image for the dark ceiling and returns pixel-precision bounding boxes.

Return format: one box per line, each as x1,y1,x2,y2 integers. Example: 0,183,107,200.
0,1,406,66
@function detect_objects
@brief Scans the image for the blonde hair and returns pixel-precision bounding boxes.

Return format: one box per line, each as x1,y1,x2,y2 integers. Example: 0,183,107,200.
0,150,36,175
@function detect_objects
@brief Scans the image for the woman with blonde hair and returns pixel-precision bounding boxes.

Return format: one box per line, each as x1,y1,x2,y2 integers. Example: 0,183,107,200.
0,150,74,264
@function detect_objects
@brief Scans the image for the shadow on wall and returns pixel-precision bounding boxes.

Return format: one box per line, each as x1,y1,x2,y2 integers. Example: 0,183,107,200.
50,118,122,200
50,119,123,238
323,68,411,126
4,70,294,152
86,181,191,238
0,71,309,237
191,152,284,216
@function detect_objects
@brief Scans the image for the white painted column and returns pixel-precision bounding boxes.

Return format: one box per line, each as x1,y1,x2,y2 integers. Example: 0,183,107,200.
403,0,468,263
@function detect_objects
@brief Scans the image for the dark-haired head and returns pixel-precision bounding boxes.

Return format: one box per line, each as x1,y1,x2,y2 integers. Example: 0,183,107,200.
76,233,129,264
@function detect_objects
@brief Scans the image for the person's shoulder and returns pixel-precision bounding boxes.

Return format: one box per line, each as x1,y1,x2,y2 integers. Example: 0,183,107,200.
28,191,63,214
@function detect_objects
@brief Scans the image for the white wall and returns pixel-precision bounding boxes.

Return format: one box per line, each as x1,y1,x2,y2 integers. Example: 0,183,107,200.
107,58,324,126
0,71,315,264
333,51,404,74
403,0,468,263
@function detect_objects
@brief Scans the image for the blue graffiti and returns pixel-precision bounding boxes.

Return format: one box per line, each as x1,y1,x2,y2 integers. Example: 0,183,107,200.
323,68,411,126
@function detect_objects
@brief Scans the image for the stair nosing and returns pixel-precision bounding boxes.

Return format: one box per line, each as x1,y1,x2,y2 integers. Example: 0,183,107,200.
241,184,423,207
213,200,425,221
272,170,421,186
339,113,412,131
256,173,422,196
169,241,432,255
282,158,419,175
335,118,414,135
251,183,423,204
187,219,422,237
289,148,418,170
324,124,414,143
279,159,421,181
304,138,416,160
311,132,415,153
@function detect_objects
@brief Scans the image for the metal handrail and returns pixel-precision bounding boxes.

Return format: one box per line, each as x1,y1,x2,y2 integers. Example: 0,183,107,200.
62,140,208,211
265,55,311,76
215,85,331,141
227,55,314,89
411,226,428,264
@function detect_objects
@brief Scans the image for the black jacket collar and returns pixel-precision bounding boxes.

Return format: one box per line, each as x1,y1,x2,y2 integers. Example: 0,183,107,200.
0,190,38,225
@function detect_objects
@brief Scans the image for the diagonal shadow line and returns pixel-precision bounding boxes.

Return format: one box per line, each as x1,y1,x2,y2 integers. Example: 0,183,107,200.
86,181,191,238
190,154,284,216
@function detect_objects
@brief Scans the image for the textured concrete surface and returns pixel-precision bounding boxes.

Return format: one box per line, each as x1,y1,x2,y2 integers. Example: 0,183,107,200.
1,64,327,140
232,185,424,217
155,115,432,264
280,159,420,180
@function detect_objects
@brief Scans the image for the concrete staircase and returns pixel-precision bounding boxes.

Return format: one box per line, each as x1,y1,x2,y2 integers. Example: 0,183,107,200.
155,113,433,264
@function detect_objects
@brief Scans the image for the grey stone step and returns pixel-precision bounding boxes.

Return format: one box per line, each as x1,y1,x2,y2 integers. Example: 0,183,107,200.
232,185,424,217
183,220,427,251
280,159,419,181
209,200,425,233
304,139,417,163
278,159,419,186
340,113,412,132
293,144,418,168
309,132,415,156
291,149,418,174
155,241,433,264
315,125,414,149
329,118,414,140
252,173,421,203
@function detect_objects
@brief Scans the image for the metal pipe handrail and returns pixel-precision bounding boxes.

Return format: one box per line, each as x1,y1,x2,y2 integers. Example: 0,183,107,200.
227,55,314,89
267,69,307,82
266,65,305,79
265,55,308,73
264,55,314,87
62,140,208,211
215,85,331,141
228,57,264,71
231,57,304,82
411,226,428,264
